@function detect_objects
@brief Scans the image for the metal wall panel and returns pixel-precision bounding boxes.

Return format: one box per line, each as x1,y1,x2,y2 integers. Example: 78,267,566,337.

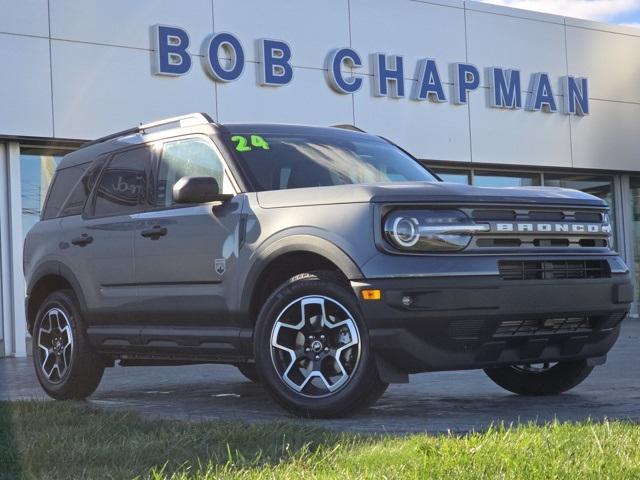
213,0,350,71
0,0,49,37
51,40,216,139
354,88,472,162
0,34,53,137
50,0,214,53
0,0,636,172
570,99,640,171
469,94,572,167
566,25,640,104
350,0,466,81
465,10,567,90
217,66,353,125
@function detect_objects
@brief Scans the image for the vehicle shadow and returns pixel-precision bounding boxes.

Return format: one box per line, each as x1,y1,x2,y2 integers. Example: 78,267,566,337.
88,363,640,435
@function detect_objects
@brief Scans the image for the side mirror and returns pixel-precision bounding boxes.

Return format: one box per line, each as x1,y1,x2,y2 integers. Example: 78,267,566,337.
172,176,233,204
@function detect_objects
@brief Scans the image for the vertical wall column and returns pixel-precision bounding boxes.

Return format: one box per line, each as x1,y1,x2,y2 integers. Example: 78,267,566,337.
0,143,8,355
618,175,638,318
0,142,27,356
9,142,27,355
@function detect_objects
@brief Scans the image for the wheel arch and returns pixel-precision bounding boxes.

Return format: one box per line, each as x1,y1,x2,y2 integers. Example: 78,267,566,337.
26,261,88,335
241,235,363,324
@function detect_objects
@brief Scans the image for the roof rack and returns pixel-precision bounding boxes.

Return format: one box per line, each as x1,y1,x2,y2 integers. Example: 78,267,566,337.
82,112,216,148
330,124,366,133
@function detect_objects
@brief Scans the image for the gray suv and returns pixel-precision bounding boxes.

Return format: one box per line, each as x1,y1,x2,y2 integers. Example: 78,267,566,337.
24,113,633,418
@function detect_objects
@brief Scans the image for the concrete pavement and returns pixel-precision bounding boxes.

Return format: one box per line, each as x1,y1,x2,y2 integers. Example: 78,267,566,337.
1,321,639,434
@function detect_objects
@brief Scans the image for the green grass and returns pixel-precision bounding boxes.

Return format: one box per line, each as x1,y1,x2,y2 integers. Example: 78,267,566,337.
1,401,639,480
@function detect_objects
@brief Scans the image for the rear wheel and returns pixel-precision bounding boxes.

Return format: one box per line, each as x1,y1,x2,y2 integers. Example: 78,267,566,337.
484,360,594,396
254,272,388,418
32,289,104,400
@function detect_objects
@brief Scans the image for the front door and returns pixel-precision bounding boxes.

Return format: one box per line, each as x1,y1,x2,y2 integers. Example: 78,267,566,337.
132,136,242,331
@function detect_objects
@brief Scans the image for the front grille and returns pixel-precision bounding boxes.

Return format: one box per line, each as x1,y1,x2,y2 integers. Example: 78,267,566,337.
470,209,603,223
494,317,591,337
498,260,611,280
466,207,609,251
447,312,627,342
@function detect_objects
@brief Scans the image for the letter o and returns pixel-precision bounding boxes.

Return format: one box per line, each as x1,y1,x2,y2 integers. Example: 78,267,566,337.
202,32,245,82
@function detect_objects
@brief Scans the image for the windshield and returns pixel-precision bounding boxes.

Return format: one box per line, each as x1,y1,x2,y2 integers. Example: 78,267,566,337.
224,130,437,191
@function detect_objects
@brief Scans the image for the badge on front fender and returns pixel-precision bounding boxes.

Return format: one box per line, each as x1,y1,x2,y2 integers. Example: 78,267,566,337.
215,258,226,275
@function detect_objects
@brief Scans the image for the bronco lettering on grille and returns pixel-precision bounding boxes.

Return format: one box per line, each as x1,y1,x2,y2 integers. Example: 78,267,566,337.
495,223,611,234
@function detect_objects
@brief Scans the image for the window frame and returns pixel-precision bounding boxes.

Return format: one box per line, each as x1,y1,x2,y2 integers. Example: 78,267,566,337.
146,133,238,213
41,161,93,220
83,144,155,220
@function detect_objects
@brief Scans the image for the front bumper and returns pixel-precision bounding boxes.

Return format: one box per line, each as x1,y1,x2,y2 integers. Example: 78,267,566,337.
352,260,632,374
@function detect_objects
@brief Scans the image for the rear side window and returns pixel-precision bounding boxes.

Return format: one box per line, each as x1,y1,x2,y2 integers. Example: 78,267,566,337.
58,159,105,217
93,146,151,217
42,163,89,220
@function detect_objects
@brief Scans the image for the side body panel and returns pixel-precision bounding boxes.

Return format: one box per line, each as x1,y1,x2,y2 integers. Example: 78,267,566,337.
58,214,136,324
132,198,245,327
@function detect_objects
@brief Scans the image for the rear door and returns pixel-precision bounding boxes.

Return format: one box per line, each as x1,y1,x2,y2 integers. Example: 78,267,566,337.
132,135,243,332
62,146,152,330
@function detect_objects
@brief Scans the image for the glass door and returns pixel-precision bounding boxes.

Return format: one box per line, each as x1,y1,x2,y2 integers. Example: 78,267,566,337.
630,177,640,308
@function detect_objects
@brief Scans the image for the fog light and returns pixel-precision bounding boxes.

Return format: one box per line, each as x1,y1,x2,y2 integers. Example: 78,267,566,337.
361,289,381,300
402,296,413,307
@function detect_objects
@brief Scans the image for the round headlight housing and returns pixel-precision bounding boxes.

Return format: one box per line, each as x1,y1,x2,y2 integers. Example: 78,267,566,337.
384,209,484,252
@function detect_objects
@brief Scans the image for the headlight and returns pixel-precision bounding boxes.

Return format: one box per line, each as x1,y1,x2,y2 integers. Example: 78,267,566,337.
383,209,488,252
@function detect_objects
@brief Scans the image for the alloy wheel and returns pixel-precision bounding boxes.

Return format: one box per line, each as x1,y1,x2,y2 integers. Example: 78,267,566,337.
512,362,559,373
37,308,74,384
270,295,361,398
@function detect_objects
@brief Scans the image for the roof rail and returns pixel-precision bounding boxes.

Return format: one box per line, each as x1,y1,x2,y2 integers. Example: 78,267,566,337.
82,112,216,148
330,124,366,133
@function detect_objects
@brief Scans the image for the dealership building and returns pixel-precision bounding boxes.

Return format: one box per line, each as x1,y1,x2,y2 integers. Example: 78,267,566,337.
0,0,639,357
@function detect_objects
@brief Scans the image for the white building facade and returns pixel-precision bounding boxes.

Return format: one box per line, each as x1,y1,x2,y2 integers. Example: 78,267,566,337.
1,0,639,356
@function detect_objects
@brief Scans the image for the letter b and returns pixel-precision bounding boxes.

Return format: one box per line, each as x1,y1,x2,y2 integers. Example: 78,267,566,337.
258,39,293,86
152,25,192,76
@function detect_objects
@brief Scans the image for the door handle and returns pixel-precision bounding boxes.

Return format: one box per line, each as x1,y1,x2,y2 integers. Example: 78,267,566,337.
71,234,93,246
140,226,167,239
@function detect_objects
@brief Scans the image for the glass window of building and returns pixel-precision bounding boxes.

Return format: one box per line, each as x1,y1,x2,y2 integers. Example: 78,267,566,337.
20,148,66,238
543,173,615,206
432,168,471,185
630,177,640,306
473,170,541,188
543,173,616,246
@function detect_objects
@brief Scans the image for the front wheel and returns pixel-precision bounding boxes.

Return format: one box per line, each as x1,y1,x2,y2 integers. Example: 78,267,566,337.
254,272,388,418
236,363,260,383
32,289,105,400
484,360,594,396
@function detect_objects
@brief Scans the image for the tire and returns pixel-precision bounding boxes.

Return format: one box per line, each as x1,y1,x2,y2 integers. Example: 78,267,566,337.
484,360,594,396
254,271,388,418
236,363,260,383
32,289,105,400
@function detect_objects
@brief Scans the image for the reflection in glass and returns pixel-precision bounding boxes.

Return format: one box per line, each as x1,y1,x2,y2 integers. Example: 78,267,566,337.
474,170,541,188
432,168,471,185
544,173,616,247
630,177,640,305
20,150,64,238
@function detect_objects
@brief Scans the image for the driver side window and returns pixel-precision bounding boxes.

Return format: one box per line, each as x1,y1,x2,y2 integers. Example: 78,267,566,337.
156,137,228,208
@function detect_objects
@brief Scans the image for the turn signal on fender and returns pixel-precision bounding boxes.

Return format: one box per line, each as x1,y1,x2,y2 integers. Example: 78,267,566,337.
361,289,381,300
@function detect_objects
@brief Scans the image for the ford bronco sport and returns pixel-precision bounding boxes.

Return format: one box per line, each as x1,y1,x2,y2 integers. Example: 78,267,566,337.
24,113,633,418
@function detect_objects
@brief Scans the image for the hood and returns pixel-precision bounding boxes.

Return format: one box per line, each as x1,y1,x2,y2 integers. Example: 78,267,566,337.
256,181,607,209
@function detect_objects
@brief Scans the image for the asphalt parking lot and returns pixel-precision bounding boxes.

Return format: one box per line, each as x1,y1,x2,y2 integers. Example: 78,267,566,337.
2,320,639,434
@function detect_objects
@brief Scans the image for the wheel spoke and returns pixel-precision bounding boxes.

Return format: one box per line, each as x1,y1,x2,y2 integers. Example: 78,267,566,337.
270,295,361,398
36,307,74,383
